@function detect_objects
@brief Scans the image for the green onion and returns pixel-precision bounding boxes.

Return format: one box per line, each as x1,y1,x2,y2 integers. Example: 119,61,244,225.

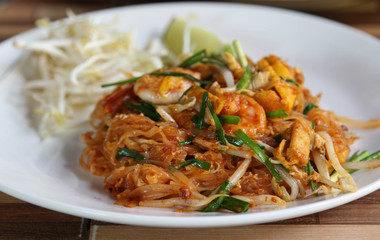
101,125,109,131
195,92,209,129
303,103,318,115
234,129,283,182
220,196,250,213
232,40,247,67
178,137,194,146
281,77,299,87
236,65,252,90
273,134,283,144
266,110,288,118
311,121,316,130
306,160,317,196
203,180,233,212
124,101,162,122
207,101,227,145
116,148,150,164
218,115,241,125
178,50,207,68
101,76,140,88
177,86,194,103
153,72,212,86
175,159,211,171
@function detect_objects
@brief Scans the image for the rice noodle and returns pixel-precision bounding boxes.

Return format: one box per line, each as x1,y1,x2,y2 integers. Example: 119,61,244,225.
210,158,252,196
336,116,380,129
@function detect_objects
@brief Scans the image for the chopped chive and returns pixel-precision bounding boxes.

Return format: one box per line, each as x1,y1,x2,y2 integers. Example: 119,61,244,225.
220,196,250,213
236,65,252,90
350,150,370,162
266,110,288,118
347,151,359,162
311,121,316,130
234,129,283,182
216,134,244,147
178,50,207,68
363,150,380,161
218,115,241,125
178,137,194,146
306,160,318,196
191,115,198,123
232,40,247,67
124,101,162,122
175,159,211,171
273,134,283,144
101,125,109,131
101,76,140,88
303,103,318,115
116,148,150,164
281,77,299,87
207,101,227,145
279,164,291,172
195,92,209,129
177,85,194,103
203,180,233,212
226,135,244,147
153,72,212,85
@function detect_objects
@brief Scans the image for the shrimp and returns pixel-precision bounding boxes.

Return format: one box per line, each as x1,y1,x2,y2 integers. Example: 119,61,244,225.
218,92,267,139
133,67,199,104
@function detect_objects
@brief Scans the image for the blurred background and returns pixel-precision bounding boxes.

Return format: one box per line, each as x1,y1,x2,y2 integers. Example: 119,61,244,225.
0,0,379,41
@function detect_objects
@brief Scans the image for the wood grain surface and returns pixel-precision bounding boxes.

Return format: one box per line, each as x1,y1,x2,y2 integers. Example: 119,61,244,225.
0,0,379,239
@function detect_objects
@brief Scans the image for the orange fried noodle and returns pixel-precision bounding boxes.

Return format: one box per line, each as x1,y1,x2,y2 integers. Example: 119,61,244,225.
79,50,379,212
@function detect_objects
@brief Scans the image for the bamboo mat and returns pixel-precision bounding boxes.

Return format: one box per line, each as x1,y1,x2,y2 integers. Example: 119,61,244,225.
1,0,380,239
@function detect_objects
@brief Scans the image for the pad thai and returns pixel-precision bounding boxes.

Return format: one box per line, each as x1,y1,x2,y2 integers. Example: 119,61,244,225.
80,40,380,213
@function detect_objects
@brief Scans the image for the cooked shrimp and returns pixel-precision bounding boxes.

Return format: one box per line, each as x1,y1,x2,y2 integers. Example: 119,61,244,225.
133,67,199,104
218,92,267,139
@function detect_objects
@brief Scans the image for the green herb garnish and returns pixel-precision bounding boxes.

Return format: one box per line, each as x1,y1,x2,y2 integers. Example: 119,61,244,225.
116,148,150,164
175,159,211,171
208,101,227,145
218,115,241,125
124,101,162,122
303,103,318,115
153,72,212,86
266,110,288,118
101,76,140,88
234,129,283,182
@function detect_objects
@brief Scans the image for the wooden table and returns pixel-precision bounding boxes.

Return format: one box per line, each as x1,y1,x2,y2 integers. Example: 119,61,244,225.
1,1,380,239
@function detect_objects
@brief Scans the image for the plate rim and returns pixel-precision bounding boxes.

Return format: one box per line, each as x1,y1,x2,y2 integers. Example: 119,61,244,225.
1,1,380,228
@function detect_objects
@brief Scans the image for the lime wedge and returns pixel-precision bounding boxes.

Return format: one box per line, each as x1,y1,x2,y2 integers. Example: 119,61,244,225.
163,18,223,56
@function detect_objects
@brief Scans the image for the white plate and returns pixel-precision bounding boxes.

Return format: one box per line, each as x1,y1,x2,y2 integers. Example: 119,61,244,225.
0,2,380,228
